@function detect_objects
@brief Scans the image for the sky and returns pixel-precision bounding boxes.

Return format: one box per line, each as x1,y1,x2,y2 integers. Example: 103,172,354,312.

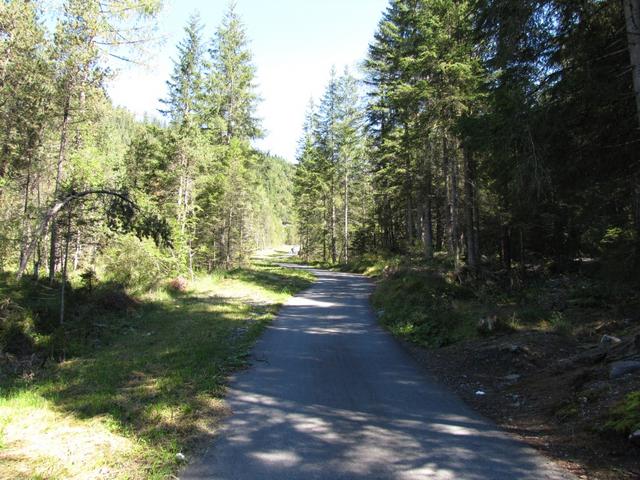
107,0,390,162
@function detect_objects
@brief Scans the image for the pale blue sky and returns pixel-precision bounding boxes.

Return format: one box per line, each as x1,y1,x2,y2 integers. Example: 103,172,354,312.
107,0,389,161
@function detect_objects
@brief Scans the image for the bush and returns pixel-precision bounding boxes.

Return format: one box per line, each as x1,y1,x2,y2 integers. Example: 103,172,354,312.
598,227,636,280
605,391,640,437
373,270,474,347
98,235,179,293
0,298,35,355
549,311,572,336
167,276,189,293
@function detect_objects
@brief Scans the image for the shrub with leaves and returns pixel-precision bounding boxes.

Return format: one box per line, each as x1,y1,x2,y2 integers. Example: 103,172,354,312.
605,391,640,437
0,297,35,355
98,234,180,293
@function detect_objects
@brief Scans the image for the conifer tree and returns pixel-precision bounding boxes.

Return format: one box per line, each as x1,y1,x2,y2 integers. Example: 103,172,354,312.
205,2,261,142
161,13,204,128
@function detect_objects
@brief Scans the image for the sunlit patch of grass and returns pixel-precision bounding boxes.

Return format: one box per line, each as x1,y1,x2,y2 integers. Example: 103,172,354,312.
0,261,314,479
0,391,138,480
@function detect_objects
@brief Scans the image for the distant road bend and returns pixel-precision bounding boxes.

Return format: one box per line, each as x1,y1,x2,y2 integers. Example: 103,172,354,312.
182,266,574,480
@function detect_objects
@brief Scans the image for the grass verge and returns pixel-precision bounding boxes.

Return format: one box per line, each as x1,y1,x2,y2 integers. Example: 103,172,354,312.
0,261,314,479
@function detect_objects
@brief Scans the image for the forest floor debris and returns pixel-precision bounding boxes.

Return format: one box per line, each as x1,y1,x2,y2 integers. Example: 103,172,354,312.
406,330,640,479
366,257,640,479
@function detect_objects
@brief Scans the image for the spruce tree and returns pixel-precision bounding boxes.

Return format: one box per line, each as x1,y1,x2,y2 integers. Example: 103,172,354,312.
160,13,204,129
205,3,261,142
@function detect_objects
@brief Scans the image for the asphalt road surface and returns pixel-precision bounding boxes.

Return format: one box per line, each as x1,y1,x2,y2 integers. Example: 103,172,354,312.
182,266,574,480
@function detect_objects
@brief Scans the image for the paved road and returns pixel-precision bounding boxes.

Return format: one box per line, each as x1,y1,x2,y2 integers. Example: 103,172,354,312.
182,267,574,480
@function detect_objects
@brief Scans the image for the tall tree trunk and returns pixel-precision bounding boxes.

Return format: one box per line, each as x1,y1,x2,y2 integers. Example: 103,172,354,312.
49,97,70,283
58,207,72,361
443,136,459,262
330,184,337,263
405,155,414,248
344,169,349,263
421,202,433,259
226,209,232,267
239,214,244,261
519,227,526,276
624,0,640,257
463,146,479,270
33,173,42,278
406,195,414,247
501,223,512,271
60,207,72,327
0,142,9,185
625,0,640,126
473,177,481,265
73,232,81,271
435,193,444,252
19,145,34,269
323,197,328,262
422,152,434,259
451,145,460,265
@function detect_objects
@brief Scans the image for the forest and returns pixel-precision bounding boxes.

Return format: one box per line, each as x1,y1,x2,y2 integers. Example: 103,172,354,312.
1,0,640,478
295,0,640,280
0,0,295,289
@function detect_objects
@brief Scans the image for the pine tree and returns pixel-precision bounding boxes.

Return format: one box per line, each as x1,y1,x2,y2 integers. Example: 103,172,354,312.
160,13,204,128
205,2,261,142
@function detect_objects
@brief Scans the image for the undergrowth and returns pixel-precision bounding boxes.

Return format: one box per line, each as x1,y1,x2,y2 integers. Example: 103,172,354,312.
354,252,639,348
605,391,640,437
371,269,476,347
0,260,314,479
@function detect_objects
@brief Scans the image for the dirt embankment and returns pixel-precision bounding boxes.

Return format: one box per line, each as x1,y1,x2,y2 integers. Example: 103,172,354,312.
405,328,640,479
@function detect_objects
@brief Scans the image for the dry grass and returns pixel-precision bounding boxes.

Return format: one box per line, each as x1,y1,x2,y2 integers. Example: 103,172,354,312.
0,393,136,480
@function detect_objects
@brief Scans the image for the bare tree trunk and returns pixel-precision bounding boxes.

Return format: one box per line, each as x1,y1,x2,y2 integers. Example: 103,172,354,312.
405,154,414,248
34,173,42,278
49,97,71,284
73,232,81,271
239,215,244,262
451,145,460,265
226,209,232,267
60,207,72,326
19,149,34,269
444,136,459,262
422,152,434,259
435,194,444,252
17,190,136,279
344,169,349,263
323,197,327,263
0,142,9,196
624,0,640,258
473,180,481,265
501,223,512,272
463,146,479,270
421,202,433,259
330,184,337,263
625,0,640,126
443,139,452,254
406,195,414,247
519,227,526,276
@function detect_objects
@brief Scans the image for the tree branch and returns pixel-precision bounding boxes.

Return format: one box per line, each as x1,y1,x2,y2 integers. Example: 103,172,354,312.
17,189,136,279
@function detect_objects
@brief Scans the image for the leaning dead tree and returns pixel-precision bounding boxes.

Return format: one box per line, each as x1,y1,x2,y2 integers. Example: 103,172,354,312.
16,189,136,279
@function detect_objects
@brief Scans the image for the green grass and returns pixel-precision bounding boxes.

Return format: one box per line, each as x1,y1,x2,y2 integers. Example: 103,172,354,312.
604,391,640,437
359,252,595,347
371,269,478,348
0,261,314,479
